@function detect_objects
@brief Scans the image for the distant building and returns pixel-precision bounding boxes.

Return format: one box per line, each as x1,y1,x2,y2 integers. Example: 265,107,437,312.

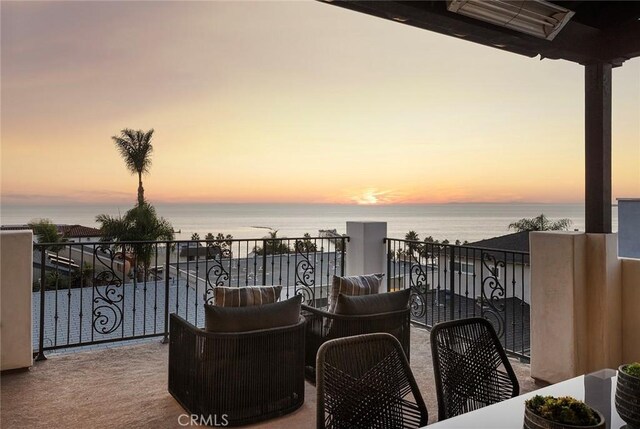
0,224,102,243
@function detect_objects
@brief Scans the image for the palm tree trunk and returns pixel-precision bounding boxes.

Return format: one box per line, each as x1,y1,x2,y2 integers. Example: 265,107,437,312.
137,172,144,206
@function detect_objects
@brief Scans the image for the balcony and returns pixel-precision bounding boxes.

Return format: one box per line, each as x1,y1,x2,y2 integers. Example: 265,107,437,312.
1,219,639,428
0,325,537,428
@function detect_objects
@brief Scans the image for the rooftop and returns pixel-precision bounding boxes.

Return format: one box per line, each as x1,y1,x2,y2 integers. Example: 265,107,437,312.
0,224,102,238
1,326,540,428
467,231,530,254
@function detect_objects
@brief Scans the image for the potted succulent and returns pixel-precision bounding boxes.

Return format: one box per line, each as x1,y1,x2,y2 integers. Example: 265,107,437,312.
616,362,640,428
524,395,605,429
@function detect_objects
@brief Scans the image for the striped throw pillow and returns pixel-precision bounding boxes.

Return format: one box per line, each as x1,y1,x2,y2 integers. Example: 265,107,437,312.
213,285,283,307
327,274,384,314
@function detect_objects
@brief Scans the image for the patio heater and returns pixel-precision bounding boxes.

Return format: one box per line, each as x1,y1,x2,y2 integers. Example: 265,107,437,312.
446,0,575,41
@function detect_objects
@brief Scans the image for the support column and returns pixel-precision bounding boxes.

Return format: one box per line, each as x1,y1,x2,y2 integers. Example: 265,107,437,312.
1,231,34,371
530,231,623,384
345,222,387,285
585,63,612,233
530,232,588,383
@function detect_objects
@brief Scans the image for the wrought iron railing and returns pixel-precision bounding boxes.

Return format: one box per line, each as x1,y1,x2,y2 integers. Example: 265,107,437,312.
32,236,347,358
385,238,530,360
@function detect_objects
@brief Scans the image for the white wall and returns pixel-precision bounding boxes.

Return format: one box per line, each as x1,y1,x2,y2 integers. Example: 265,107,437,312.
345,222,387,284
1,231,34,370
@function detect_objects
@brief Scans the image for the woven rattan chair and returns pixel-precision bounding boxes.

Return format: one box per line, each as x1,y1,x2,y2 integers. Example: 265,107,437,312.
168,314,305,427
316,333,428,429
301,304,411,382
430,317,520,421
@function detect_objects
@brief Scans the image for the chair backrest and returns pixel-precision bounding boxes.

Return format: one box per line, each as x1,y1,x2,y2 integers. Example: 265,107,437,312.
316,333,428,429
430,317,520,421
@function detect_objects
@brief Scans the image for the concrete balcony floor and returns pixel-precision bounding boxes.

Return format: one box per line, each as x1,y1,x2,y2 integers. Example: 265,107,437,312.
1,326,541,428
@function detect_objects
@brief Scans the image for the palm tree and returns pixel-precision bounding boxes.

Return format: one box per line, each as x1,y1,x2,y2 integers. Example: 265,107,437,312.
404,230,421,259
96,202,174,281
112,128,154,206
252,228,290,255
295,232,317,253
508,214,572,232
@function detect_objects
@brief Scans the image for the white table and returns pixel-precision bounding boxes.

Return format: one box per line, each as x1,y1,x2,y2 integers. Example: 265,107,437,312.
426,369,625,428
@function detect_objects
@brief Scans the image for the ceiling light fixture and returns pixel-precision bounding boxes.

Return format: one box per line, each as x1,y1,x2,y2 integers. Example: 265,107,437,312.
446,0,575,41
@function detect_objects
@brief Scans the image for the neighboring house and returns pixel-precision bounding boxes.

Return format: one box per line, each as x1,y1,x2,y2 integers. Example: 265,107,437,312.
0,224,102,243
56,225,102,243
389,231,531,354
464,231,531,304
390,231,530,303
1,224,127,287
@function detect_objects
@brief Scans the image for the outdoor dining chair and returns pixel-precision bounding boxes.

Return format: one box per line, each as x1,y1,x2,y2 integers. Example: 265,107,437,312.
430,317,520,421
316,333,429,429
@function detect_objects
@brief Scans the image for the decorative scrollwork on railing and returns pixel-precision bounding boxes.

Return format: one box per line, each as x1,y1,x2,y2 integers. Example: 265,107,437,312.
480,252,506,338
204,244,232,305
295,285,315,306
294,241,315,304
92,245,124,335
409,262,428,290
407,261,429,319
409,287,426,319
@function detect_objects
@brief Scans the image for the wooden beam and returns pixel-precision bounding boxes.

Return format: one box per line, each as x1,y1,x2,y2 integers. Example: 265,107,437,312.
327,1,608,64
584,63,612,234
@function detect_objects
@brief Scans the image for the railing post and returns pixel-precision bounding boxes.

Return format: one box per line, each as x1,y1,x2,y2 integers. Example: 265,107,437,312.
162,243,170,344
449,246,456,321
385,239,391,291
340,237,347,276
35,247,47,361
262,240,267,285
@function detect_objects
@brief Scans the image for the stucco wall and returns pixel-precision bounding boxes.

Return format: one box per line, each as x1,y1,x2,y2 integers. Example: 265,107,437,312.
622,258,640,362
530,232,587,383
531,232,639,383
585,233,622,372
1,231,34,370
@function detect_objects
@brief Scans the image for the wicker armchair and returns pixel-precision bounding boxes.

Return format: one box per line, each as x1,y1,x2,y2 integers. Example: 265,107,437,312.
316,333,429,429
168,314,305,427
430,317,520,421
301,304,411,382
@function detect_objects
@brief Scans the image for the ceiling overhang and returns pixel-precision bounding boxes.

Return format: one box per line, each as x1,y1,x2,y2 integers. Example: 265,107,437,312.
323,1,640,67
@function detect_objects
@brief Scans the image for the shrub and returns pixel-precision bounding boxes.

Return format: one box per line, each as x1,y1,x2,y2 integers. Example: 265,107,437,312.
525,395,599,426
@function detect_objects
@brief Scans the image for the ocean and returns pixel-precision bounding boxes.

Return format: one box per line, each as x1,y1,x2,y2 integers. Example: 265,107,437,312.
0,203,617,243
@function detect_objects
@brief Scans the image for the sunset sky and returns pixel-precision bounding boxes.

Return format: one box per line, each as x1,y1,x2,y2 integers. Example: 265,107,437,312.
1,1,638,206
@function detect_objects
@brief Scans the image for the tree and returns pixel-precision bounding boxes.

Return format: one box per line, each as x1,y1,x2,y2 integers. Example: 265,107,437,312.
96,202,174,281
28,219,67,252
191,232,200,241
508,214,572,232
295,233,317,253
204,232,234,258
253,230,291,255
404,230,422,259
112,128,154,206
73,262,94,287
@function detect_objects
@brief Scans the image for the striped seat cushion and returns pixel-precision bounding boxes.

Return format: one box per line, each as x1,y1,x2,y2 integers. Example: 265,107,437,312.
213,285,283,307
327,274,384,314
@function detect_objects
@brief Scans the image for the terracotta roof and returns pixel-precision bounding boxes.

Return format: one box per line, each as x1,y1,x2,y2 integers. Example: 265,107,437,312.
57,224,102,238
